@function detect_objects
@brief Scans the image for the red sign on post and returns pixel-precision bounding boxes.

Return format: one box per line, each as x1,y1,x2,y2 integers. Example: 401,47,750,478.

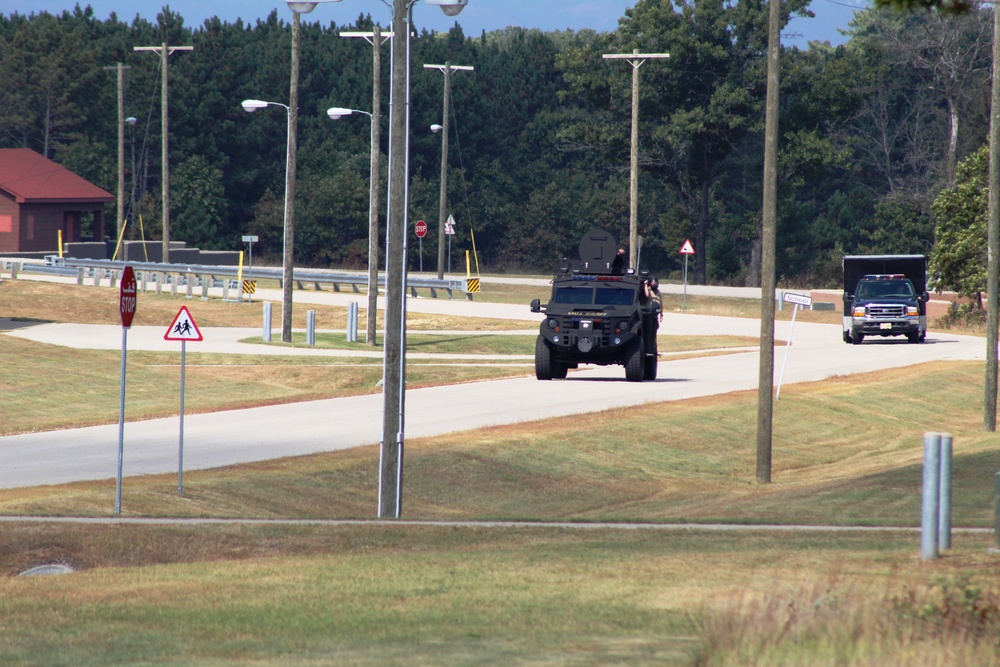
679,239,695,255
415,220,427,238
119,266,137,329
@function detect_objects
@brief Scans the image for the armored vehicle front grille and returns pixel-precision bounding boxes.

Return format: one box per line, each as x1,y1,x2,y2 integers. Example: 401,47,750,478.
868,304,906,318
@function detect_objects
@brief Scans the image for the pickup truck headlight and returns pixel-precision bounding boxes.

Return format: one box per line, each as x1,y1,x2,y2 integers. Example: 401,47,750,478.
907,306,919,317
853,306,866,318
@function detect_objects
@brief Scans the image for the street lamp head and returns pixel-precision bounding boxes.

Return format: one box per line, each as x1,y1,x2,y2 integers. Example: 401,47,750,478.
125,116,137,125
327,107,354,119
426,0,468,16
286,0,342,13
242,99,268,113
430,124,443,133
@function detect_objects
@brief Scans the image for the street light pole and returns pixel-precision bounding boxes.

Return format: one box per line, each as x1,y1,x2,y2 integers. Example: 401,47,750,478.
327,106,377,343
342,28,393,347
424,62,472,280
241,99,294,341
285,0,470,518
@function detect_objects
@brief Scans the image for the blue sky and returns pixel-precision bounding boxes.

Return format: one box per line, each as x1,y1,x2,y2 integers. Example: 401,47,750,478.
7,0,868,48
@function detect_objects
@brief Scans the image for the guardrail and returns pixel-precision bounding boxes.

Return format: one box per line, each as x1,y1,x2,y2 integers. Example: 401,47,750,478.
1,257,473,300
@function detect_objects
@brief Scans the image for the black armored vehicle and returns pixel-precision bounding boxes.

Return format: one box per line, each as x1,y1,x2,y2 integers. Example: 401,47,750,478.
530,229,660,382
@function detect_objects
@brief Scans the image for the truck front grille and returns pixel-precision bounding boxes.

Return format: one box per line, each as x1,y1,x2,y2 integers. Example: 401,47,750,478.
868,304,907,318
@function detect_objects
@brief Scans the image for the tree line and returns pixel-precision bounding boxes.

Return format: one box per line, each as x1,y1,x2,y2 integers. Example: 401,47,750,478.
0,0,994,289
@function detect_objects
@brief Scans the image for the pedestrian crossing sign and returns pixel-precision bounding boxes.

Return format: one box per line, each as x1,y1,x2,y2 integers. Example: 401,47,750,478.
164,305,204,342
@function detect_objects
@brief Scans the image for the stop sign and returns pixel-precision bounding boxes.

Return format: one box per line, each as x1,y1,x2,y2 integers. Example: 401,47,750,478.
119,265,137,329
415,220,427,238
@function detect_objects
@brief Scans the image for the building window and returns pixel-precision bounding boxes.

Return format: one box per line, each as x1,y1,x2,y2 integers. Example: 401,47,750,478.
0,215,11,234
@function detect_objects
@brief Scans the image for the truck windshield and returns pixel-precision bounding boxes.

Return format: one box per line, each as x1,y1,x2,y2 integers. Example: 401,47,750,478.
856,280,915,300
595,287,635,306
553,287,594,305
552,286,636,306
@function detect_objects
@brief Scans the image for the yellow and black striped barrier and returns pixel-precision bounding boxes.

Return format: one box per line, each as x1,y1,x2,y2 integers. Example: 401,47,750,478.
466,278,480,293
243,280,257,295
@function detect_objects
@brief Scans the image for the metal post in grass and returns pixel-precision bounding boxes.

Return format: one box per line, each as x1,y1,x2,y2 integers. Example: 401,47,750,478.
921,432,942,560
347,302,359,343
994,472,1000,549
939,433,953,550
262,302,272,343
307,310,316,346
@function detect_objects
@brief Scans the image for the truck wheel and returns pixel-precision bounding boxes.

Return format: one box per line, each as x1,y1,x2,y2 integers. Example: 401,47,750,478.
535,336,555,380
625,338,644,382
907,332,923,344
552,361,568,379
643,336,658,381
851,332,864,346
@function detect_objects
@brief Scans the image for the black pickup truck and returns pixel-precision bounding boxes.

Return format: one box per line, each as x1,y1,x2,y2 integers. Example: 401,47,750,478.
843,255,929,345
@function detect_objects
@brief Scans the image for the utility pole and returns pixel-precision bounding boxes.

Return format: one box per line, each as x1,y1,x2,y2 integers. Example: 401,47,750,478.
342,28,393,347
602,49,669,271
756,0,782,484
424,62,473,280
134,43,193,265
280,12,303,344
103,63,132,248
985,5,1000,431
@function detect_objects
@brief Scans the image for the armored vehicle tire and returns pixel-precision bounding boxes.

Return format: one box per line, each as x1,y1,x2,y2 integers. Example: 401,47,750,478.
535,335,555,380
852,332,864,345
644,337,658,381
552,362,568,379
625,338,645,382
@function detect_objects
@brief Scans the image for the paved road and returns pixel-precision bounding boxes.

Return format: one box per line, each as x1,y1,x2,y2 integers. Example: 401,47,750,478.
0,278,985,489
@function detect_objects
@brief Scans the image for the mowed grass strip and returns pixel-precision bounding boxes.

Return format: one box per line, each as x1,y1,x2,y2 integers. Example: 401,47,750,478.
3,360,998,531
1,522,996,666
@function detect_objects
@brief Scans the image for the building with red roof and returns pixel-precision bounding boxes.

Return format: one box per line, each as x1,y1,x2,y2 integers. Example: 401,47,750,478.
0,148,114,255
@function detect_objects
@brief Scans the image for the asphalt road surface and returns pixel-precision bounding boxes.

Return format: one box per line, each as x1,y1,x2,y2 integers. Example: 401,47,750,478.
0,283,985,489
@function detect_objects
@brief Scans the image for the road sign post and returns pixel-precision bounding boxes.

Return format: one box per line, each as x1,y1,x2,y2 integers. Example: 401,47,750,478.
242,236,258,303
679,239,695,311
164,305,204,495
776,291,812,399
445,214,455,274
415,220,427,273
116,266,137,514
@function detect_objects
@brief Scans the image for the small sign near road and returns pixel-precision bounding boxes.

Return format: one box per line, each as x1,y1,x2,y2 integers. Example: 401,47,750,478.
782,291,813,307
680,239,695,255
415,220,428,238
119,265,137,329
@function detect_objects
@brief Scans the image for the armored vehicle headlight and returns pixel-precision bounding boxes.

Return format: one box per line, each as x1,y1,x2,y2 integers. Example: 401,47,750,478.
853,306,866,318
548,319,559,332
907,306,919,316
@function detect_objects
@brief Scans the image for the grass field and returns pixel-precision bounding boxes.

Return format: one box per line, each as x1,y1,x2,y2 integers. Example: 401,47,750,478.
2,276,999,665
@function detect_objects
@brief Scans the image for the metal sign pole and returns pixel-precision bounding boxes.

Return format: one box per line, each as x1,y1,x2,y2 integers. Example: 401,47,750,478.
776,302,799,399
115,327,127,514
178,339,186,495
683,255,689,311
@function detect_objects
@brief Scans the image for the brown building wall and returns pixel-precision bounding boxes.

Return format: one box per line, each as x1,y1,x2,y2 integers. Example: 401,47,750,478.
11,204,107,253
0,191,18,253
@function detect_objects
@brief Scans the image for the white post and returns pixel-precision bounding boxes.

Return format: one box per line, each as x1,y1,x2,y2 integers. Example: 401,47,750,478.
921,432,942,560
